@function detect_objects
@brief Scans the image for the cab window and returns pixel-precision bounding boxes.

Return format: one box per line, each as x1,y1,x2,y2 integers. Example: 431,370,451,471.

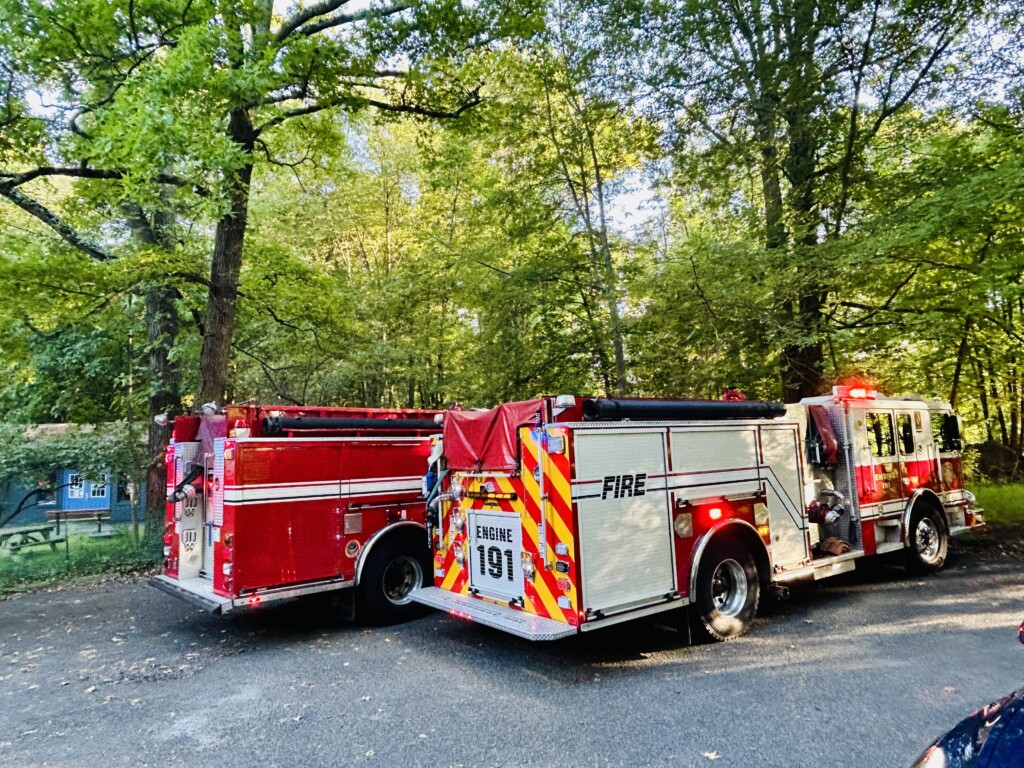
865,412,896,458
896,413,915,455
930,413,962,453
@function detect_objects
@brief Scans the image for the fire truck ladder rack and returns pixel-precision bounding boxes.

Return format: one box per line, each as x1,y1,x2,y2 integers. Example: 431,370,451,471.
412,587,578,641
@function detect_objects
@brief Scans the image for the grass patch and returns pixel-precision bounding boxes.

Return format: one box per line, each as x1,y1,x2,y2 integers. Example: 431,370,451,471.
0,532,158,594
972,482,1024,525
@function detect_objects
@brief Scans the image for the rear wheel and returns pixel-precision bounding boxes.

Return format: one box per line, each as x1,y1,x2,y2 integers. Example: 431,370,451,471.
905,505,948,574
693,538,760,641
357,534,432,625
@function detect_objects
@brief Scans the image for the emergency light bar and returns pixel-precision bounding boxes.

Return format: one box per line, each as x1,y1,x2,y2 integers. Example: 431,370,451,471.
833,385,877,400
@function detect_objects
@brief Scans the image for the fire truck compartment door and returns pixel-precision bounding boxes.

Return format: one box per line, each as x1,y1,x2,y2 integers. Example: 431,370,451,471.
574,430,674,614
759,425,810,567
174,442,204,580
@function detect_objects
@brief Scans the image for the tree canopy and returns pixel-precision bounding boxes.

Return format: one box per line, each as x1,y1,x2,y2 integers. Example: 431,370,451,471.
2,0,1023,519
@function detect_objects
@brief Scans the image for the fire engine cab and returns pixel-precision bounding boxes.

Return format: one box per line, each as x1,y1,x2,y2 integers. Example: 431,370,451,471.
150,402,441,623
411,387,983,641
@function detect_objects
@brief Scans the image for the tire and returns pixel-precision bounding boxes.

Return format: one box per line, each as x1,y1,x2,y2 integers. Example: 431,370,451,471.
356,534,433,625
693,538,760,641
904,504,948,574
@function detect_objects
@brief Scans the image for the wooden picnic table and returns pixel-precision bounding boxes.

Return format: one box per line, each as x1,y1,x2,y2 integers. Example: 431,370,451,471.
0,524,65,552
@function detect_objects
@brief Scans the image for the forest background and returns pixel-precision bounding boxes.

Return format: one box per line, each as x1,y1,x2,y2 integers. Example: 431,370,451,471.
0,0,1023,542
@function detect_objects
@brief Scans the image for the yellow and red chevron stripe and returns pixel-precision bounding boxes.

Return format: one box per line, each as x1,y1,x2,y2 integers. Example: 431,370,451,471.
519,427,578,626
433,428,578,627
437,473,521,597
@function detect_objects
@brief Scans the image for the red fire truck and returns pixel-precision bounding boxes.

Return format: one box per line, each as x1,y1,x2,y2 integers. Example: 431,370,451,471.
150,402,441,623
411,387,984,640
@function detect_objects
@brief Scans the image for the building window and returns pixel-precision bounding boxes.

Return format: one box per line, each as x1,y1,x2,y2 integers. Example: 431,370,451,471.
90,481,107,499
67,473,84,499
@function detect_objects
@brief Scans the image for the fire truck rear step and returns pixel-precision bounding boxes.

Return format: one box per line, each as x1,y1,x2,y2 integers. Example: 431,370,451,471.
412,587,578,641
150,575,233,613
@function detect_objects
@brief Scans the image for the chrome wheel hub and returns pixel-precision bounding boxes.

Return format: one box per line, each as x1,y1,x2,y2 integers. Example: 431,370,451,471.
711,558,748,616
382,556,422,605
916,517,941,563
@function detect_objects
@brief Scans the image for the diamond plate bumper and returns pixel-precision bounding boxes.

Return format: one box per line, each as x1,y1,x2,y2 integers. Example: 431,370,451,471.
411,587,578,641
149,575,233,613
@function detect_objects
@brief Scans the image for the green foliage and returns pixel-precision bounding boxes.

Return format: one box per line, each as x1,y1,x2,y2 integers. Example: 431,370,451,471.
2,0,1024,482
972,483,1024,525
0,421,147,488
0,532,157,593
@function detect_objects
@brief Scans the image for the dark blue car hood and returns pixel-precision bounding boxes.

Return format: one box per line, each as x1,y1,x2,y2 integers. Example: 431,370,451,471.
913,686,1024,768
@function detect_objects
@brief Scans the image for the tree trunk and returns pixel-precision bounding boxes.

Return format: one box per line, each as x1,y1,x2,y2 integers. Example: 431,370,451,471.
144,286,181,535
197,108,256,406
123,202,182,538
780,4,825,403
949,317,972,407
975,357,993,442
583,120,629,396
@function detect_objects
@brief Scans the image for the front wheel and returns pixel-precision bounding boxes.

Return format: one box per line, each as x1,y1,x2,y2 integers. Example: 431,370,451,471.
693,538,760,641
905,505,948,574
357,534,433,625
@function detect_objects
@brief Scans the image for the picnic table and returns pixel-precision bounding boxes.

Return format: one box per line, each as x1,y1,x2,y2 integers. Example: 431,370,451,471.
0,524,66,553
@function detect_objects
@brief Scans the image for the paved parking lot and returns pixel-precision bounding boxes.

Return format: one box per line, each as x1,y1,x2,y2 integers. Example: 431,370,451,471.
1,545,1021,768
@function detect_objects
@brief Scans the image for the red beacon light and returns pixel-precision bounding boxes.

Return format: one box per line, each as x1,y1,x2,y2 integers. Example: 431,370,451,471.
833,384,877,400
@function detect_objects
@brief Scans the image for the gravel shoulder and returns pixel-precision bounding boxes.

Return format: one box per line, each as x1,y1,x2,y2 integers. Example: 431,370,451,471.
1,534,1022,768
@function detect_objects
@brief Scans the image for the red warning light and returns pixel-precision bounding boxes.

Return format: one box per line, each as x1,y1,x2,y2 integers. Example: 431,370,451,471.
834,380,877,400
709,507,723,520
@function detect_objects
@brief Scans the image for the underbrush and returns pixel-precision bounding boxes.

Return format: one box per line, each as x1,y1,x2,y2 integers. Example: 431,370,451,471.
972,482,1024,525
0,532,159,594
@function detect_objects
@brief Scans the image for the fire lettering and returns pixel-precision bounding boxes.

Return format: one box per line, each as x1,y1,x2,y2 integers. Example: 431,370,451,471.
601,473,648,500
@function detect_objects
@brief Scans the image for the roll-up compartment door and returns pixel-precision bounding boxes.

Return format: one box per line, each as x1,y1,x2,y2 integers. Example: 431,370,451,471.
174,442,204,580
573,429,674,614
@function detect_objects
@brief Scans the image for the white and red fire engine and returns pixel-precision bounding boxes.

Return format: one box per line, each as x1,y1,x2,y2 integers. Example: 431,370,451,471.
412,386,984,640
150,402,441,622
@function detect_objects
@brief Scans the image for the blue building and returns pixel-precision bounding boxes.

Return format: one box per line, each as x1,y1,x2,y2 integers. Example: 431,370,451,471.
1,470,145,527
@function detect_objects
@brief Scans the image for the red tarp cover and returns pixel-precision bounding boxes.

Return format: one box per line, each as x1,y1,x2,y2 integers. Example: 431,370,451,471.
808,405,839,465
197,414,228,456
443,400,545,471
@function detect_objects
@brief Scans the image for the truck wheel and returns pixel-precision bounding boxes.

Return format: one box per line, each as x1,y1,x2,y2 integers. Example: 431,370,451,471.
357,535,432,625
693,538,759,641
905,505,948,574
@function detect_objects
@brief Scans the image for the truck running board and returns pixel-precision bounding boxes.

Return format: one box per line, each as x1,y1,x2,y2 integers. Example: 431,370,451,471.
150,575,233,613
412,587,578,641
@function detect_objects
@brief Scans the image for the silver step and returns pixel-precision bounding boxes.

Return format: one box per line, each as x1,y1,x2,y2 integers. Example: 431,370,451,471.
149,575,233,613
411,587,578,641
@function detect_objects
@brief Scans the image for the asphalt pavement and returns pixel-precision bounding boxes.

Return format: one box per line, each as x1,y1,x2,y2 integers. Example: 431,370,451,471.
1,545,1021,768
